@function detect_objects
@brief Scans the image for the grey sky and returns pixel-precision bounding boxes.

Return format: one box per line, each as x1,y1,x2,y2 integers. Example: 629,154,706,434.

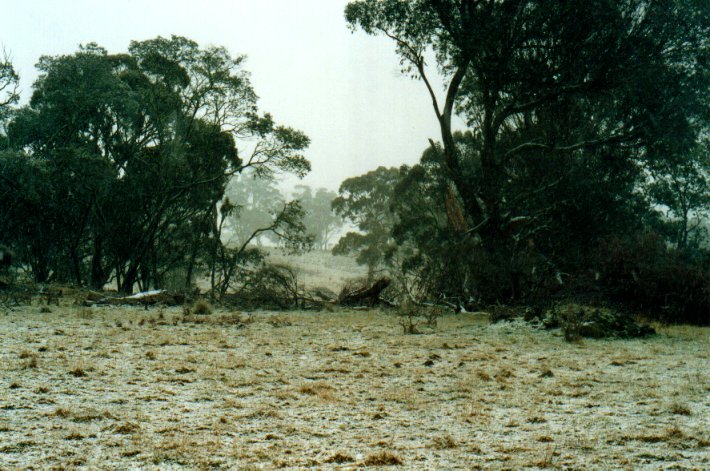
0,0,454,191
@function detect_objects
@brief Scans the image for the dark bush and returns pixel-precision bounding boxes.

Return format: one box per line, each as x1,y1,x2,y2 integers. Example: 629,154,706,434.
540,303,655,341
598,233,710,325
225,264,300,310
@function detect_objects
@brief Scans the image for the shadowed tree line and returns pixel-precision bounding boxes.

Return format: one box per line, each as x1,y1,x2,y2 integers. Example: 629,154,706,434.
335,0,709,324
1,3,708,324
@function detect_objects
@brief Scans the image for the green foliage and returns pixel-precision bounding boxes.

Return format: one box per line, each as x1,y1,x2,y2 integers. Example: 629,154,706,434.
0,51,19,137
0,36,310,294
599,234,710,326
648,139,710,249
346,0,710,309
332,166,401,279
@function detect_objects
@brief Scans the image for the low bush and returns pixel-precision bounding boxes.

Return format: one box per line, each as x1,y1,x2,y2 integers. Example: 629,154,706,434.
396,302,445,334
224,264,300,310
598,234,710,325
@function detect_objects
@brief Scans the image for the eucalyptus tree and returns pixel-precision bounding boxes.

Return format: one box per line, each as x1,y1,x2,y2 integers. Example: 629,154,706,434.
346,0,709,298
293,185,342,250
332,166,401,280
3,36,310,291
0,50,18,138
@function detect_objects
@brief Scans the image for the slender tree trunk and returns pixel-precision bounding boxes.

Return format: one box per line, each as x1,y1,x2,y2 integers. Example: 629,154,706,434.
185,242,199,289
70,248,82,286
115,262,122,291
90,236,105,290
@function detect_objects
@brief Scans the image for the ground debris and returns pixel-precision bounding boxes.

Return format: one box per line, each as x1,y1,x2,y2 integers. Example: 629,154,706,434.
85,289,185,307
338,277,391,307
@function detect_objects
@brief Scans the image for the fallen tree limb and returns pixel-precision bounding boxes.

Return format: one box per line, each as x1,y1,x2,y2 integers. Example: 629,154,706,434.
338,277,391,307
86,289,184,307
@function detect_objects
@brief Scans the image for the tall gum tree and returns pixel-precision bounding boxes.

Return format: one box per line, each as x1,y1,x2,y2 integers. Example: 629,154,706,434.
345,0,709,242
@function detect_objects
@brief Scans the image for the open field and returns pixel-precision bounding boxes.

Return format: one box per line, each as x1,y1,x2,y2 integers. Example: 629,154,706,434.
265,249,368,292
1,302,708,469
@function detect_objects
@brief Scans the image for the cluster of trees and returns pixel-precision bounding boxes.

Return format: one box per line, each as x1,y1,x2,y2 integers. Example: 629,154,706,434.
335,0,709,324
1,2,708,324
0,37,316,295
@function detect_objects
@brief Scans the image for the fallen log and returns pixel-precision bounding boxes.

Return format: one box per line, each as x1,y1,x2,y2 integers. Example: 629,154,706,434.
338,277,391,307
86,289,184,307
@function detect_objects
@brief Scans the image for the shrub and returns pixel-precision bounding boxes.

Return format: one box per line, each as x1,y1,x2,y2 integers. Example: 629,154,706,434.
542,303,655,340
363,450,403,466
225,264,300,310
396,302,445,334
598,234,710,325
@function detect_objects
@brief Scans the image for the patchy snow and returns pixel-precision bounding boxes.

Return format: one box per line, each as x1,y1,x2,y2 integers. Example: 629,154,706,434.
126,290,165,299
0,305,707,469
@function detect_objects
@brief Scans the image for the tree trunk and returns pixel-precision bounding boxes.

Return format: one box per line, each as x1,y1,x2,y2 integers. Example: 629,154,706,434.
120,264,138,294
70,248,82,286
90,236,105,290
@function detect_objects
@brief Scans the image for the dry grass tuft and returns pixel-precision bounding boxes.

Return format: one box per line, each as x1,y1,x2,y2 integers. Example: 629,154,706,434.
76,308,94,319
539,368,554,378
51,407,72,418
298,381,336,401
669,403,691,415
182,312,247,326
22,355,38,369
191,299,213,315
528,415,547,424
432,433,458,449
268,316,292,327
244,408,280,419
476,370,492,381
363,450,404,466
324,452,355,463
113,422,140,434
69,367,86,377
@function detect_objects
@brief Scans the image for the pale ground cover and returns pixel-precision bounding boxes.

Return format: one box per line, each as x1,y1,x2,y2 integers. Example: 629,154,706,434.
265,249,368,292
1,302,708,469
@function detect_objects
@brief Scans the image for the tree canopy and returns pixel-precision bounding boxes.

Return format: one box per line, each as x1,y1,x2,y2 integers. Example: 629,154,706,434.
0,36,310,293
344,0,710,319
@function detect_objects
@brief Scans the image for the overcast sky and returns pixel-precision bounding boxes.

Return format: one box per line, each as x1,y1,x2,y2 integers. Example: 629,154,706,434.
0,0,456,191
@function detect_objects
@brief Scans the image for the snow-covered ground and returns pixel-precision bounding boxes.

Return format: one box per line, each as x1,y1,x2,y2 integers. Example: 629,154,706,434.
1,305,708,469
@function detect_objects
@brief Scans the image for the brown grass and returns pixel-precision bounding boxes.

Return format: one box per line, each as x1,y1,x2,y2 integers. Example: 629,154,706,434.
669,403,691,415
363,450,404,466
0,300,707,469
191,299,213,315
432,433,458,449
324,452,355,464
